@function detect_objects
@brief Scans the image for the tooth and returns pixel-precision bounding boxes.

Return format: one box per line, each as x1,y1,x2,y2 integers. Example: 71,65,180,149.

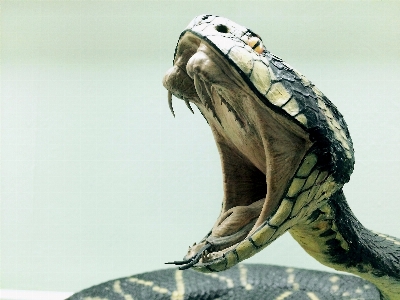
185,100,194,114
168,91,175,117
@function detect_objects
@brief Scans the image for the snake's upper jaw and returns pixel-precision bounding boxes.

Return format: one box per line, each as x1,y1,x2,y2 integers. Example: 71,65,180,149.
163,67,198,117
163,34,202,117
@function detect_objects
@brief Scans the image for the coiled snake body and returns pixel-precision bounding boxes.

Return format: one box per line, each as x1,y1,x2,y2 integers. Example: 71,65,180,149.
69,15,400,299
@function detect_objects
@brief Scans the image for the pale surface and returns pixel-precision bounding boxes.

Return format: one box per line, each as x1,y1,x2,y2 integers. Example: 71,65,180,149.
1,0,400,294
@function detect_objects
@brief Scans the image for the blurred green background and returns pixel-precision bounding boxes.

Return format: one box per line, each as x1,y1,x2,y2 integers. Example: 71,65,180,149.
1,0,400,294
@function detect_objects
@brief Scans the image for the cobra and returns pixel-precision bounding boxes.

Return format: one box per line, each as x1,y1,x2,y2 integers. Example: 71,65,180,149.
68,15,400,300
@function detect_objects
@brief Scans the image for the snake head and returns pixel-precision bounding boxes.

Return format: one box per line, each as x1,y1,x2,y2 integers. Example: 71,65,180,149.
163,15,355,272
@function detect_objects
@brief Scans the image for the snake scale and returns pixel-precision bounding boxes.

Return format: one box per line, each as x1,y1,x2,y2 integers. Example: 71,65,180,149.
68,15,400,299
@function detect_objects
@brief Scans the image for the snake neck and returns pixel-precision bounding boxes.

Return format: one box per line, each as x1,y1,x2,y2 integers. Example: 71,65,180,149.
289,190,400,300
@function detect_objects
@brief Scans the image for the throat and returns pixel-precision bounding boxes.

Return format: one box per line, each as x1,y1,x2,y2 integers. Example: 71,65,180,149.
289,190,400,299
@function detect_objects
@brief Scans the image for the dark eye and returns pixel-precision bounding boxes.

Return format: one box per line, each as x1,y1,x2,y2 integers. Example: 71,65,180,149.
215,24,229,33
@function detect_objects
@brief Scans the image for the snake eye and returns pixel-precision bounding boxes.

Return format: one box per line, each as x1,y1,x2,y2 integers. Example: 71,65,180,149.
241,34,264,54
247,36,264,54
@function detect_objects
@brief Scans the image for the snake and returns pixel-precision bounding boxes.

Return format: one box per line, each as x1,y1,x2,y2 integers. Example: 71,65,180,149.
68,15,400,300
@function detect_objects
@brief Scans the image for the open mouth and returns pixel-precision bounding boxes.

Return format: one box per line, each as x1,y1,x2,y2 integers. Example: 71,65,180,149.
162,19,312,271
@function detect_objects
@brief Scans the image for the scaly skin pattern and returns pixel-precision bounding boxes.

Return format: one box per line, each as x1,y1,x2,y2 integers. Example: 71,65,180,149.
68,264,381,299
69,15,400,299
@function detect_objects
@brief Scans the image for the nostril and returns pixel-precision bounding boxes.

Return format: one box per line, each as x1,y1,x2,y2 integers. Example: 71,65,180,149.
215,24,229,33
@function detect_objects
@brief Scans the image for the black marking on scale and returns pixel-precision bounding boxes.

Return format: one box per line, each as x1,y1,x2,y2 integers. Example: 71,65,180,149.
248,237,261,249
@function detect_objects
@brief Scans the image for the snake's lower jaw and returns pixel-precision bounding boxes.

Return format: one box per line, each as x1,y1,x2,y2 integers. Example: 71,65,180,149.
207,198,264,249
181,199,267,267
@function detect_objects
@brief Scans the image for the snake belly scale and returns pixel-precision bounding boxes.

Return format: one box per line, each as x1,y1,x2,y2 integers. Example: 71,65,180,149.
68,15,400,299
